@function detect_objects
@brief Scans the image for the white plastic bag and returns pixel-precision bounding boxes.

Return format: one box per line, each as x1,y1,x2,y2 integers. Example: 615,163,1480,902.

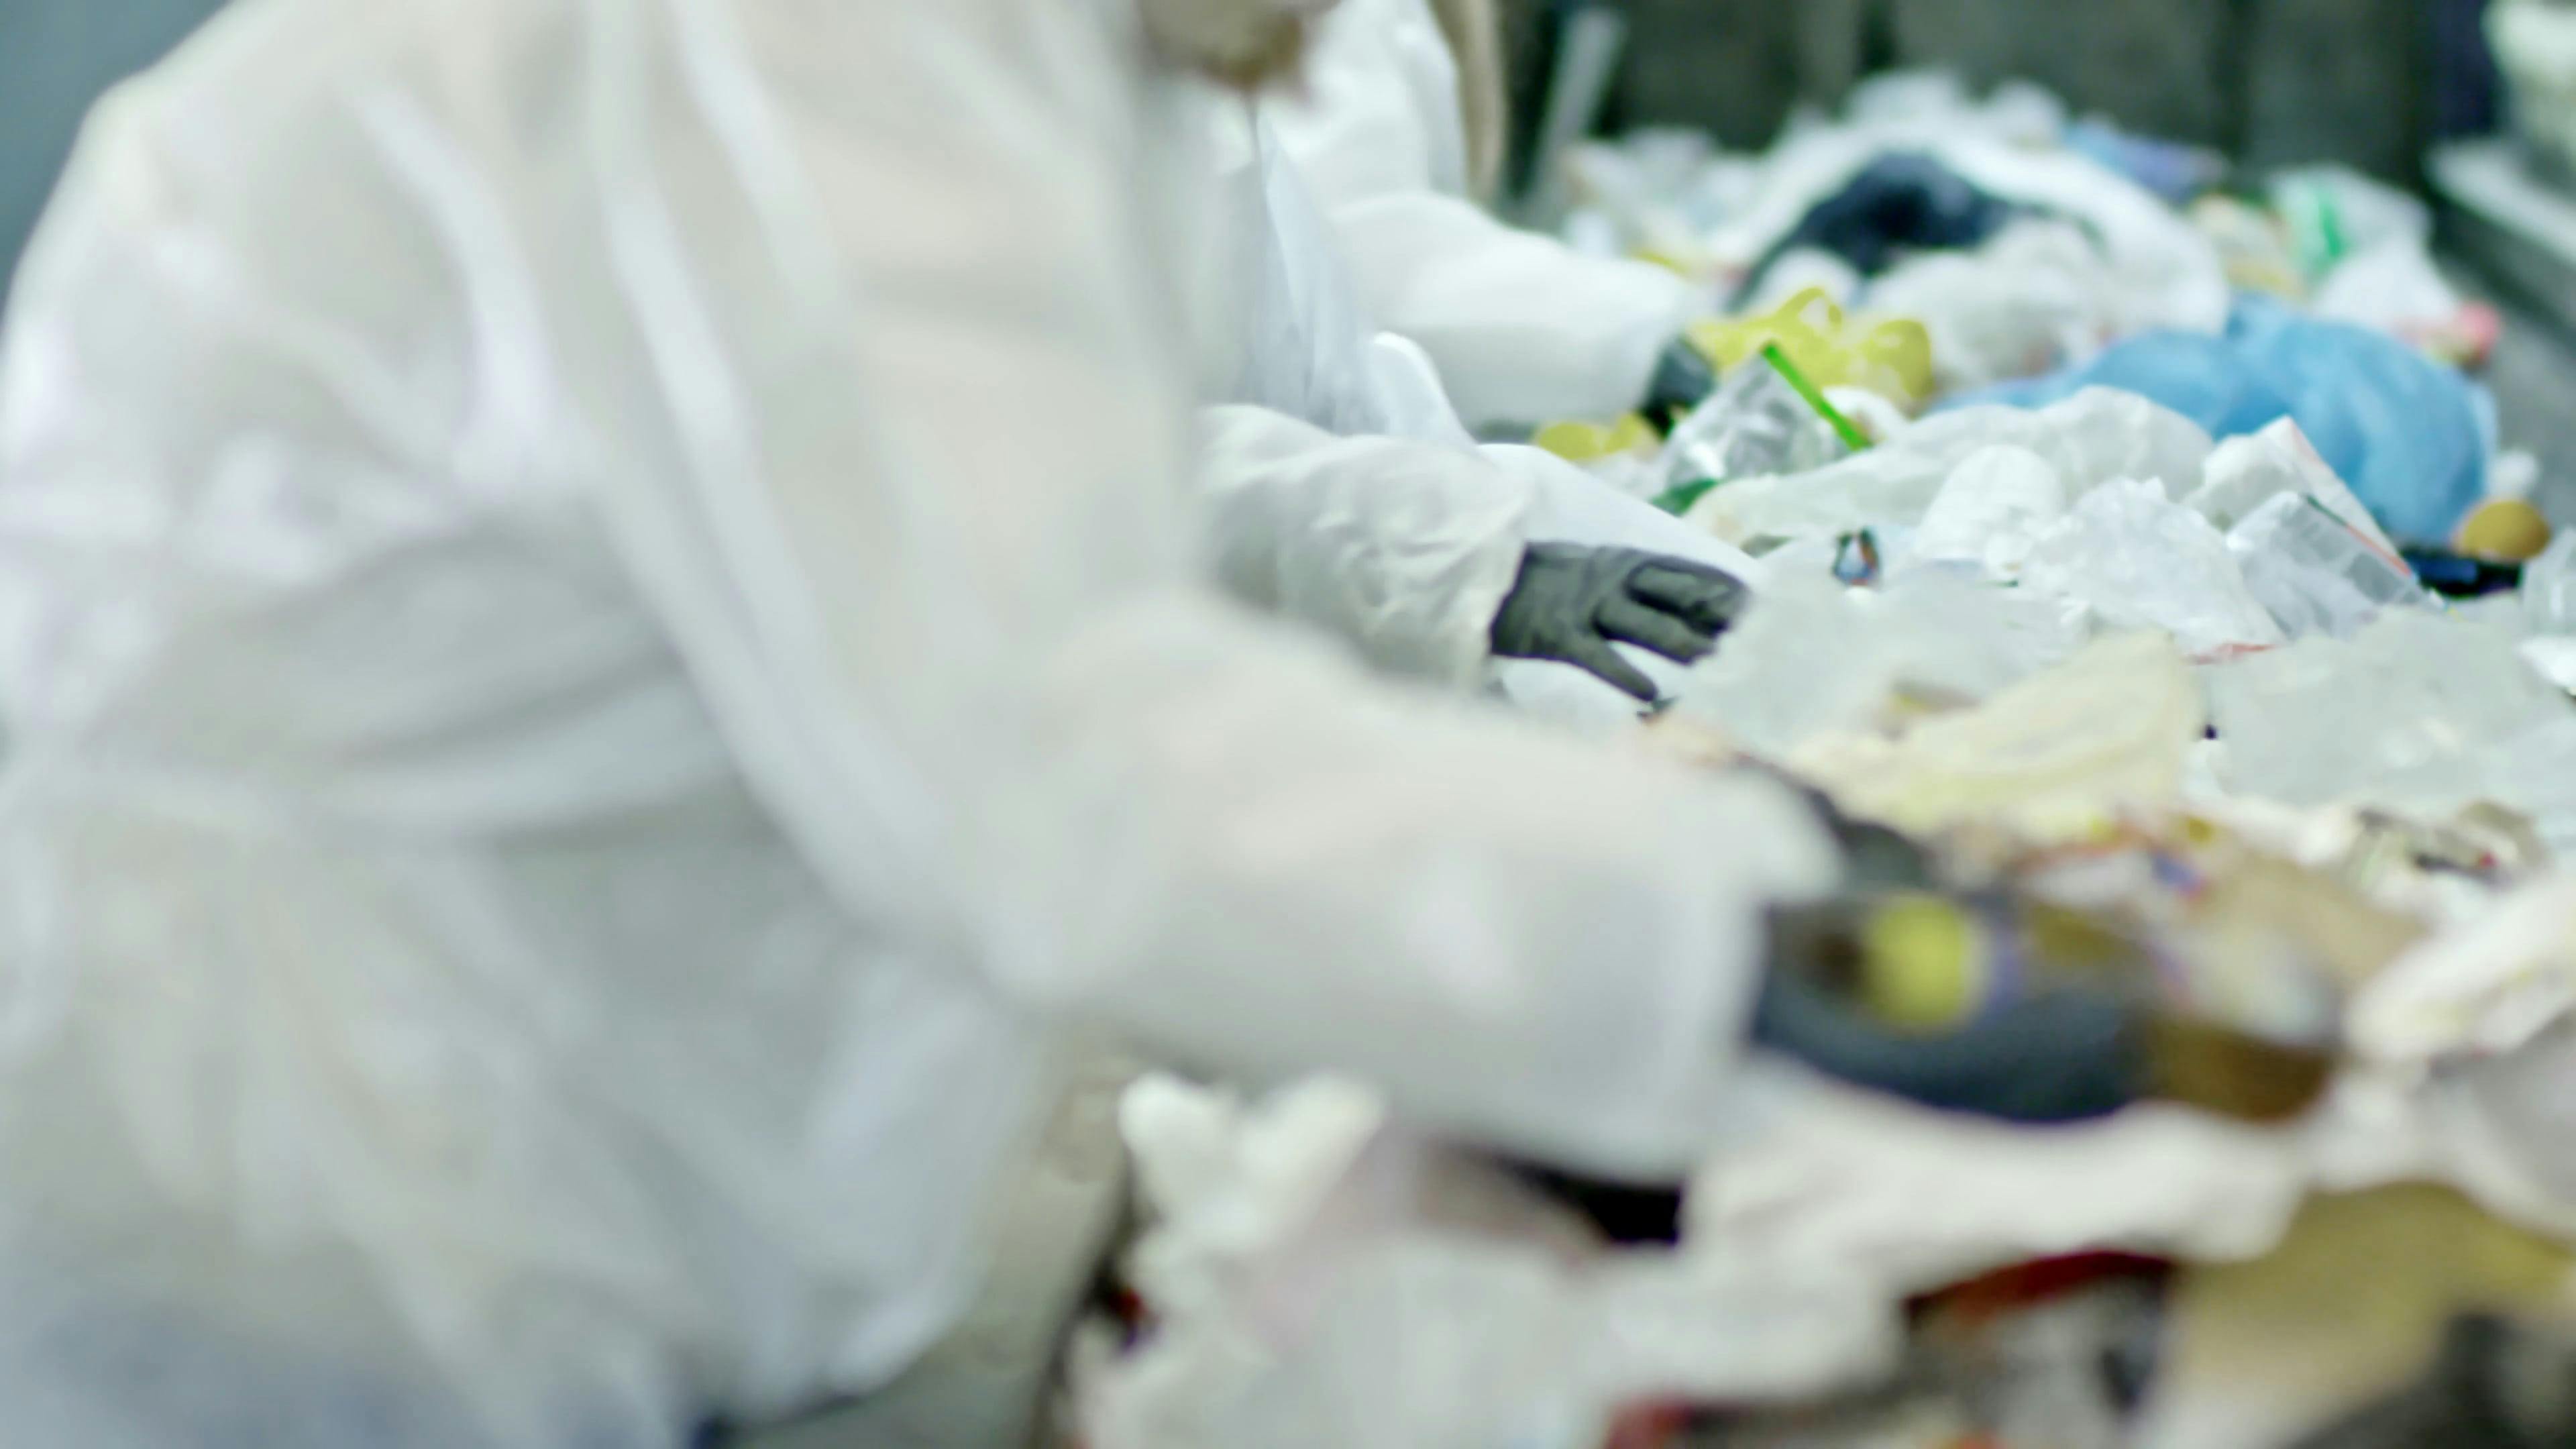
1864,221,2123,394
1085,1075,1898,1449
1695,388,2210,545
1686,1062,2388,1304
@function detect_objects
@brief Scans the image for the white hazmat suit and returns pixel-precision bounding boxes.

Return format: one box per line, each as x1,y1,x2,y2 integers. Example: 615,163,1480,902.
0,0,1837,1445
1266,0,1706,429
1193,89,1766,722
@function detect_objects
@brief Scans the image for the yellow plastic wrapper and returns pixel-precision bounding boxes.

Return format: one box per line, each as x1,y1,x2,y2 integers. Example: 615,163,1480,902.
1530,412,1658,465
1683,287,1935,410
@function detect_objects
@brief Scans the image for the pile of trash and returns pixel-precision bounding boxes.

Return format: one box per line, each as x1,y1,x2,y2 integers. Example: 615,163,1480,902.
1075,73,2576,1449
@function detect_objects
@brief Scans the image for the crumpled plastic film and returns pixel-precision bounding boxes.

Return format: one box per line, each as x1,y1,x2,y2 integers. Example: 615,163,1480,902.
1673,568,2082,761
2204,612,2575,815
1685,1061,2369,1311
1653,354,1851,507
2270,165,2432,282
1692,387,2211,545
2021,478,2285,657
1529,413,1665,500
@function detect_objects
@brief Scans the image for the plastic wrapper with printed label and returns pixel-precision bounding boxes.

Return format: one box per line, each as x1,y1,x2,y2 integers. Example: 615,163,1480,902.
2187,419,2402,560
2226,492,2428,641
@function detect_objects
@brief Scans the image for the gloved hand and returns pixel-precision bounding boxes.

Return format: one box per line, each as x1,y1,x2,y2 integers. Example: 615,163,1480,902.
1752,892,2153,1125
1489,544,1748,702
1640,335,1717,433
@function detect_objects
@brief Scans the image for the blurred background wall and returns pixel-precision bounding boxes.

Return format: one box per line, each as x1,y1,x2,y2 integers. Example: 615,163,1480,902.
0,0,2515,297
0,0,232,294
1512,0,2496,182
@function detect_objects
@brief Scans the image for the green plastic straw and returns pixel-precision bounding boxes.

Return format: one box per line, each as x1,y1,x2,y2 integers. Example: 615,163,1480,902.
1760,341,1874,453
1651,476,1723,517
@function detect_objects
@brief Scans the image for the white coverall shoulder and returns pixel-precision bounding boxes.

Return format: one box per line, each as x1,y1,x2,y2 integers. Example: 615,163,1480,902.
0,0,1833,1444
1263,0,1705,430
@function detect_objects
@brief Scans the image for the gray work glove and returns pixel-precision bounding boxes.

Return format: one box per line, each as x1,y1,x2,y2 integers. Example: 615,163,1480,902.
1489,543,1748,701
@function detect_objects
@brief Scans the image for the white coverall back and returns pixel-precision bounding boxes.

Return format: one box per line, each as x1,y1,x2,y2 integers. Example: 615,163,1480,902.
0,1,1834,1444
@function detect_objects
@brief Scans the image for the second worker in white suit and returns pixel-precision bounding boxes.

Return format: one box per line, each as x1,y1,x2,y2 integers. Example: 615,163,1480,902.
1264,0,1722,433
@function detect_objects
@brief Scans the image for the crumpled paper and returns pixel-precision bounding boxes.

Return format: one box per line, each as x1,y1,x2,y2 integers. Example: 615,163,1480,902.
1081,1075,1898,1449
1786,631,2205,842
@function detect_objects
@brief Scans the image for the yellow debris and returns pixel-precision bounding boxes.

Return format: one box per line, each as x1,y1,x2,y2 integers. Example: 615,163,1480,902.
1684,287,1935,409
2457,496,2553,562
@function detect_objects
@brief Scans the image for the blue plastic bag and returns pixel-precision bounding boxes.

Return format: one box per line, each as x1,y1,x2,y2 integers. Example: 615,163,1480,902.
1950,297,2487,543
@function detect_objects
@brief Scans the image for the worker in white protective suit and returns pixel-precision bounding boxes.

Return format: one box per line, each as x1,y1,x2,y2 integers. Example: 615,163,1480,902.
1189,72,1770,720
1264,0,1723,432
0,1,2178,1446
